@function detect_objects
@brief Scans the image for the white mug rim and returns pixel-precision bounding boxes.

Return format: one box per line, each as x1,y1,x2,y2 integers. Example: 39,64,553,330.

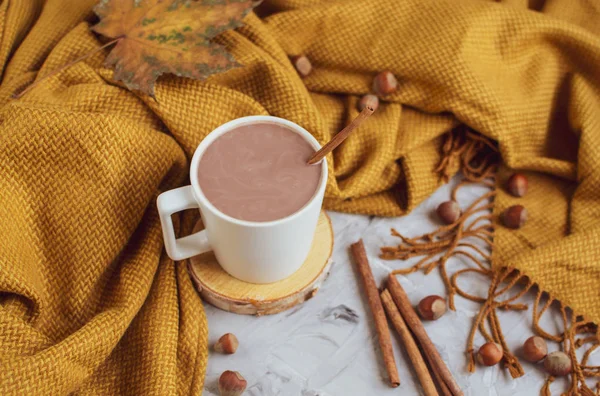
189,115,328,228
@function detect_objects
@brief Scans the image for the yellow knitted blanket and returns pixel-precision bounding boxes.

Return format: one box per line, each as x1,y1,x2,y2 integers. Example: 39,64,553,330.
1,0,599,394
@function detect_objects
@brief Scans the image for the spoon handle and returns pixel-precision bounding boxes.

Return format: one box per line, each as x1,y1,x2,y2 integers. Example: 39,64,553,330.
307,105,375,165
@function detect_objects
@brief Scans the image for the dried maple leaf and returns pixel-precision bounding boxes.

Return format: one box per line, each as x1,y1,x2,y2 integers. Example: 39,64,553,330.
91,0,258,97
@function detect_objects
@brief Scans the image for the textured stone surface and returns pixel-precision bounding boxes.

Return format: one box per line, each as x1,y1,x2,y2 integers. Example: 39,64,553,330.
201,177,597,395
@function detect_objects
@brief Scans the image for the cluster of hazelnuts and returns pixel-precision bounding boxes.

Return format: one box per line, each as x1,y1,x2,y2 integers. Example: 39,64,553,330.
434,174,571,376
290,55,396,113
501,173,528,229
356,70,397,112
416,295,571,376
213,333,247,396
436,173,529,229
476,337,572,377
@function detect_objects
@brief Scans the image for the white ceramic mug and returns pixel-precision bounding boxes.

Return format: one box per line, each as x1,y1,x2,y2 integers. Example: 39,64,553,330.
157,116,328,284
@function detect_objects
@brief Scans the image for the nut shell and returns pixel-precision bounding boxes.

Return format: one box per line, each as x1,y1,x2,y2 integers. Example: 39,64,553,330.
372,71,398,95
502,205,527,229
437,201,461,224
476,342,503,366
523,336,547,362
218,371,247,396
544,351,572,376
291,55,312,78
214,333,239,354
506,173,528,197
417,295,447,320
357,94,379,112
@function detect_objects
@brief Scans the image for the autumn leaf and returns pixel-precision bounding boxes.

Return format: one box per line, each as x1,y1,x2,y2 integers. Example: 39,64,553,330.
90,0,258,97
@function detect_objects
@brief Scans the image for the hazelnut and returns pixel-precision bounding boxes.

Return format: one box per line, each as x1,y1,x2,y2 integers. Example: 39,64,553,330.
436,201,461,224
214,333,239,354
476,342,503,366
291,55,312,78
357,94,379,112
502,205,527,229
417,295,447,320
218,371,247,396
372,71,398,95
506,173,528,197
544,351,572,376
523,336,547,362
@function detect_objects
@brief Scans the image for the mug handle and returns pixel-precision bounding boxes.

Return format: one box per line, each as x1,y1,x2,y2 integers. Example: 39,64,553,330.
157,185,212,261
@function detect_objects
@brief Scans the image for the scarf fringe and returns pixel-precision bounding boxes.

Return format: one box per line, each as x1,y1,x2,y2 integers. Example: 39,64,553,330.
381,128,599,395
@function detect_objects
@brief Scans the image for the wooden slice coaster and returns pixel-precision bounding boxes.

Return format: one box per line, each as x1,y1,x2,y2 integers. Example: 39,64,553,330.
188,211,334,315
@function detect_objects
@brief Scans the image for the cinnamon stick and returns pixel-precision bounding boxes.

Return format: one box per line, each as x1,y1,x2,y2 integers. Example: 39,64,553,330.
381,289,438,396
423,351,453,396
387,274,463,396
350,240,400,387
307,105,374,165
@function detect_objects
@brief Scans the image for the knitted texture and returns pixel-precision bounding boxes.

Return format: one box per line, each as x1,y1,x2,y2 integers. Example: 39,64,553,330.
0,0,599,394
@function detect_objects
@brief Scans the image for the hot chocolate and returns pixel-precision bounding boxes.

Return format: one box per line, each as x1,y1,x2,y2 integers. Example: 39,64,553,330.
197,122,322,222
